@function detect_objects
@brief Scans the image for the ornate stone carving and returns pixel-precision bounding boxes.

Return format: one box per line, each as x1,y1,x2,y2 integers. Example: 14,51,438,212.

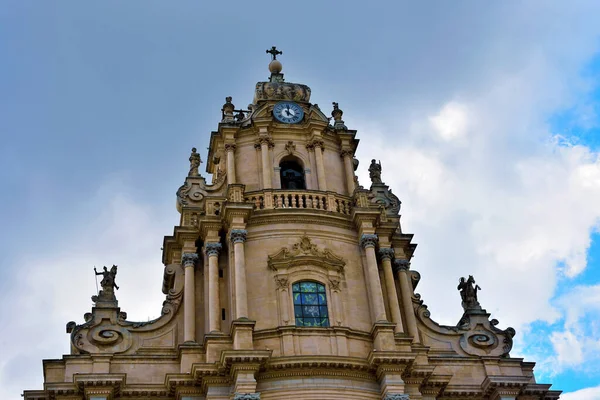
92,265,119,303
393,259,410,272
329,279,341,291
181,253,198,268
384,395,409,400
188,147,201,177
233,393,260,400
368,159,382,184
254,81,311,103
229,229,248,244
268,235,345,272
205,242,222,257
458,275,481,311
274,276,289,289
378,247,395,260
285,140,296,155
359,234,378,249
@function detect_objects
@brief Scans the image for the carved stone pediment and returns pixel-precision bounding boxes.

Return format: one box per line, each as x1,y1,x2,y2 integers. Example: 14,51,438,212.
268,236,345,272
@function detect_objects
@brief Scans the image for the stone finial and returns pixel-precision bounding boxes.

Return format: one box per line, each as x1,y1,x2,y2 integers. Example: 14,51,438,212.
229,229,248,244
181,253,198,268
331,102,347,130
188,147,202,177
205,242,222,257
359,234,378,249
458,275,482,311
222,96,235,122
369,159,382,184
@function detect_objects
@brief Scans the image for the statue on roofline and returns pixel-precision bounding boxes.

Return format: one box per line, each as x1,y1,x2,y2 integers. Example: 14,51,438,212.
458,275,481,311
369,159,382,184
93,265,119,302
189,147,202,177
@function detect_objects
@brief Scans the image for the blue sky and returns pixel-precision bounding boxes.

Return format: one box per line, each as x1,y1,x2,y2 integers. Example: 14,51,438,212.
1,2,600,399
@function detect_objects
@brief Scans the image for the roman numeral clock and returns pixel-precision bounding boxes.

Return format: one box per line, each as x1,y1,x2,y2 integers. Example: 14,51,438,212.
273,101,304,124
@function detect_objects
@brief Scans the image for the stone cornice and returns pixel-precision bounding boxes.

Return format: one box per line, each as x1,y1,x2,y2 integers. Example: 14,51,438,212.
219,349,272,368
367,350,416,367
265,355,373,376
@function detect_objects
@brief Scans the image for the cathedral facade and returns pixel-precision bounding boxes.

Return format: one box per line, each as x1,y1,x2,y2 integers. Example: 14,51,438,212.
24,50,560,400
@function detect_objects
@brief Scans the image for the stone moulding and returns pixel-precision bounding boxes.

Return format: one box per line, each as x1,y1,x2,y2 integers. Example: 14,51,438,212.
67,283,183,355
414,296,515,358
267,235,345,272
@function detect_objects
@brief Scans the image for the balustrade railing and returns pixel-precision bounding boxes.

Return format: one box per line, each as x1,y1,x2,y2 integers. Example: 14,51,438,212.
244,190,353,216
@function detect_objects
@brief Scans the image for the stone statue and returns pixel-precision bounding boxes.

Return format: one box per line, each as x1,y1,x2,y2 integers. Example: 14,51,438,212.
188,147,201,177
458,275,481,311
369,159,382,184
93,265,119,302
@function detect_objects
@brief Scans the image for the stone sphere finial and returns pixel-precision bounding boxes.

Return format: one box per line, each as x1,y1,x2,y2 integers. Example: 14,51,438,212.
269,59,283,74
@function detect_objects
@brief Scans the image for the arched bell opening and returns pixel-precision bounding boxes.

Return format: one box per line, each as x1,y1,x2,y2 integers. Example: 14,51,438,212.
279,156,306,190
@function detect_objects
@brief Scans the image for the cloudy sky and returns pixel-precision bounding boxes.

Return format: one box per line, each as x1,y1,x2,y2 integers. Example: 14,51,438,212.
1,1,600,399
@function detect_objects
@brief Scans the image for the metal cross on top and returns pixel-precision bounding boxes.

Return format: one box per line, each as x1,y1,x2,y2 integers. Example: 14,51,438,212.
266,46,282,60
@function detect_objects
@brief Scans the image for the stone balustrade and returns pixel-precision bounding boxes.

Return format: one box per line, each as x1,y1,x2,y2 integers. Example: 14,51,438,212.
244,189,353,215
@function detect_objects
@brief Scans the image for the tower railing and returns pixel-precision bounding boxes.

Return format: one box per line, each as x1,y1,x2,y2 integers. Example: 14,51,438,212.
244,189,353,215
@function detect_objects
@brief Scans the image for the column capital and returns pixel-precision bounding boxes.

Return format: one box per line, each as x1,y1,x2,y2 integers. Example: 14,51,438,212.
384,395,409,400
182,252,199,268
360,233,378,249
229,229,248,244
306,138,324,150
340,149,354,158
378,247,395,260
225,143,237,152
234,394,260,400
205,242,222,257
393,259,410,273
256,137,274,148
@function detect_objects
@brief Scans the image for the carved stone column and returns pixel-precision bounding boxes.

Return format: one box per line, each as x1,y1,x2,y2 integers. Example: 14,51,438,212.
258,137,273,189
395,259,419,343
309,139,327,191
341,149,355,195
205,242,222,333
360,234,387,323
233,392,261,400
379,248,404,334
225,143,237,185
230,229,248,319
182,253,199,342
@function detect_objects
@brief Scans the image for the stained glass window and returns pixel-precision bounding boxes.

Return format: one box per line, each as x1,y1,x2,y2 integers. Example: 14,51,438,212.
292,281,329,327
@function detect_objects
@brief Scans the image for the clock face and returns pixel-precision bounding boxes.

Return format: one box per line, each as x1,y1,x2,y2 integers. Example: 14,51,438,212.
273,101,304,124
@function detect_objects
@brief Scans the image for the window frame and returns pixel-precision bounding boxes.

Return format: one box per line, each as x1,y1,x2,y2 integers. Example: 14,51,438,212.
292,280,330,327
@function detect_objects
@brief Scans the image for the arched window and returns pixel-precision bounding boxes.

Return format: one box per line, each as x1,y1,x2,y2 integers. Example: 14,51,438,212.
292,281,329,327
280,158,306,190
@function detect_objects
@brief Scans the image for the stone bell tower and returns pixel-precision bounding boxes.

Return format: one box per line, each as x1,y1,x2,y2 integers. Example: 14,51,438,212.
24,49,560,400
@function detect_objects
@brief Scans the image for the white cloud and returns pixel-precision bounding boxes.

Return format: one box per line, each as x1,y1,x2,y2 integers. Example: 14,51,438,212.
561,385,600,400
0,179,172,398
354,22,600,341
429,102,470,141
